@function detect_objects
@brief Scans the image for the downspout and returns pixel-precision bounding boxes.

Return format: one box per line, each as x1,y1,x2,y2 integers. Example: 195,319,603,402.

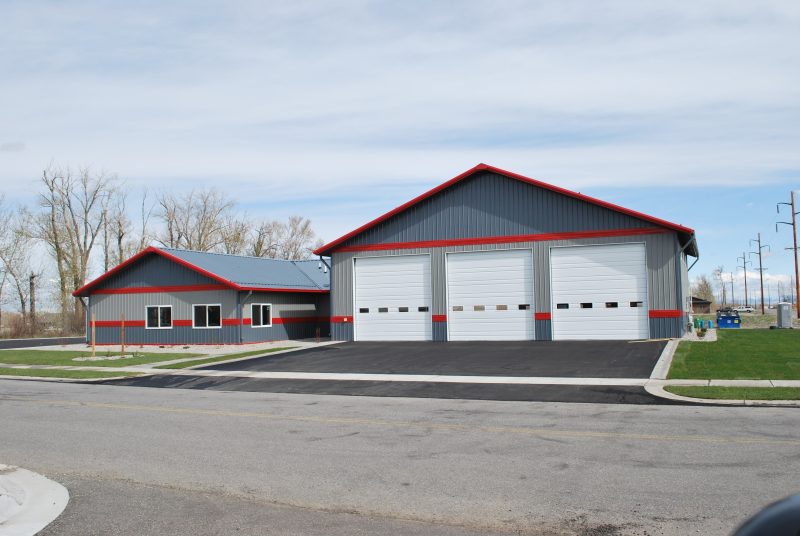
79,296,89,343
239,290,252,344
675,235,698,335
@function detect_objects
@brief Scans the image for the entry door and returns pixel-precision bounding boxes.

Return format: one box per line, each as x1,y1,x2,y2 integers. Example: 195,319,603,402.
354,255,432,341
446,249,534,341
550,243,649,340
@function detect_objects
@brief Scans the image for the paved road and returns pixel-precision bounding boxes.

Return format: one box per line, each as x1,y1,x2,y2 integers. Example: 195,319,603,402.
202,340,667,378
0,336,84,350
109,374,680,404
1,379,798,535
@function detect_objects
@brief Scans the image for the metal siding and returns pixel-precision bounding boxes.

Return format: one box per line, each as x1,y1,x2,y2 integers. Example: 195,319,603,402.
432,321,447,341
649,317,682,339
343,171,649,247
241,291,329,342
93,254,217,290
91,289,237,345
535,320,552,341
331,232,681,340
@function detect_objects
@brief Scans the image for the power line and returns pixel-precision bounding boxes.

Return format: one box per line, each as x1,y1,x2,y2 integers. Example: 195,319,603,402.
749,233,770,315
736,252,751,307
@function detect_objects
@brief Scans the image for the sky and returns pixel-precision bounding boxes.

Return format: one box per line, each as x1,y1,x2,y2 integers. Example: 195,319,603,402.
0,0,799,303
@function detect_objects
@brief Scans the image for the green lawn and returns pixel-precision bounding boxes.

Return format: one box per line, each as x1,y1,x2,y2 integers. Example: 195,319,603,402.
0,349,204,368
0,367,143,379
669,330,800,380
665,386,800,401
155,347,297,369
694,313,798,329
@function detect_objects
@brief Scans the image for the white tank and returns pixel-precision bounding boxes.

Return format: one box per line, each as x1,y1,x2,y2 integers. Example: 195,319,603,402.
776,302,792,329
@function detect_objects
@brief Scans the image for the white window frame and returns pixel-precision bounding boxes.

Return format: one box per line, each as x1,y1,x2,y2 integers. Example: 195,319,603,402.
250,303,273,328
145,305,173,330
192,303,223,329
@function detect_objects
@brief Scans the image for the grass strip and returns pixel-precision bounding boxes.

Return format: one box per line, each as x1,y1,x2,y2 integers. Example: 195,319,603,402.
0,367,143,379
665,385,800,401
155,347,297,369
668,330,800,380
0,349,204,368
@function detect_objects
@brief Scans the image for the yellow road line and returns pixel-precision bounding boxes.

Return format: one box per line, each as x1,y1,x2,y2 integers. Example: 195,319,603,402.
6,398,800,446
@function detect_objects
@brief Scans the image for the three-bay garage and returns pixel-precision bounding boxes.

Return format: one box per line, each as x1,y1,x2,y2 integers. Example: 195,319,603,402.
320,164,697,342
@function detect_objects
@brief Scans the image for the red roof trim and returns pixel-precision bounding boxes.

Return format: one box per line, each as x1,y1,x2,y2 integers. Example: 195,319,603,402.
314,163,695,255
73,247,330,296
335,227,667,253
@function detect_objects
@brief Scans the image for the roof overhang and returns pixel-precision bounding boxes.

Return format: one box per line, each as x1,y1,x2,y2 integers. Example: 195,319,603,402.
314,163,697,257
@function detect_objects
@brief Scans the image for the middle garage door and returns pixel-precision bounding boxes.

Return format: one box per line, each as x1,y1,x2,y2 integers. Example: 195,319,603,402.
446,249,535,341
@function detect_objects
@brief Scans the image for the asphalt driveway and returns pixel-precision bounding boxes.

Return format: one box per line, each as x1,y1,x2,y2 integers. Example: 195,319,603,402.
202,340,667,379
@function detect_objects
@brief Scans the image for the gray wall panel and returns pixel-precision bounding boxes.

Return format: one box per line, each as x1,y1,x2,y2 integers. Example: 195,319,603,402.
535,320,552,341
94,254,217,290
342,171,650,247
432,321,447,341
94,326,239,345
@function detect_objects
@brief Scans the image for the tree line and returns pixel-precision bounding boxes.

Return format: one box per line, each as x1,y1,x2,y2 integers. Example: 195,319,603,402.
0,165,323,336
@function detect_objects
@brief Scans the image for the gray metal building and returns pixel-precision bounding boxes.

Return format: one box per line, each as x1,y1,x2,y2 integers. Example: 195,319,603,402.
315,164,698,342
73,248,330,345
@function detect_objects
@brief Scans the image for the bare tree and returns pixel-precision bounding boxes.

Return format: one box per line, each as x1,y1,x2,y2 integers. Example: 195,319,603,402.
250,220,282,258
712,266,726,306
281,216,316,259
156,188,236,251
0,204,39,329
33,165,116,329
692,275,715,304
221,215,251,255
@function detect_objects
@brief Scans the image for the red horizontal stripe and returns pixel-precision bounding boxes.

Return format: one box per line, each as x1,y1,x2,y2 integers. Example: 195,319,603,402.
93,320,146,328
648,309,682,318
242,317,252,325
432,314,447,322
239,287,329,293
335,227,667,253
173,319,192,327
92,284,230,295
331,316,351,323
222,318,240,326
534,312,551,321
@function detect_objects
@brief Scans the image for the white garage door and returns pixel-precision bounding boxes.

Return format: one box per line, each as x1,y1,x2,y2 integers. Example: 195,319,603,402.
446,249,534,341
550,243,649,340
354,255,432,341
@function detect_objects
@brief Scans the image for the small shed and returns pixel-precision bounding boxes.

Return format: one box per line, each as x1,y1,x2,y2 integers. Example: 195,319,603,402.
691,296,712,314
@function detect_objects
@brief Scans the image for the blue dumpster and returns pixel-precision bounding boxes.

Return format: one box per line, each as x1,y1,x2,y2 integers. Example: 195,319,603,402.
716,309,741,329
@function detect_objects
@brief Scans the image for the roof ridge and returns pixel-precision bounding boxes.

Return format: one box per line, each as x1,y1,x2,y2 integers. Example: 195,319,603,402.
160,247,307,263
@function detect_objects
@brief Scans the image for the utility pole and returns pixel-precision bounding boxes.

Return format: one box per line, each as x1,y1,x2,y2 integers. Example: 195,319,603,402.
777,190,800,318
737,252,751,307
729,272,735,306
750,233,770,314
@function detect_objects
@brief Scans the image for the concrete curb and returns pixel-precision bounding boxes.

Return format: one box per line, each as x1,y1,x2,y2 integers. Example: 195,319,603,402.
0,465,69,536
644,383,800,407
649,338,679,380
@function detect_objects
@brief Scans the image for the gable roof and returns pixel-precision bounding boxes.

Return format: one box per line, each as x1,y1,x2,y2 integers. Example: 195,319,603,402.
73,247,330,296
314,163,697,256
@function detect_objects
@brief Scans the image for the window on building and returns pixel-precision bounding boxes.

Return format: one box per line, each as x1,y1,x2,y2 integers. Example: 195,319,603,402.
193,304,222,328
145,306,172,329
556,303,569,309
580,303,593,309
630,301,643,308
605,302,619,308
251,304,272,327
